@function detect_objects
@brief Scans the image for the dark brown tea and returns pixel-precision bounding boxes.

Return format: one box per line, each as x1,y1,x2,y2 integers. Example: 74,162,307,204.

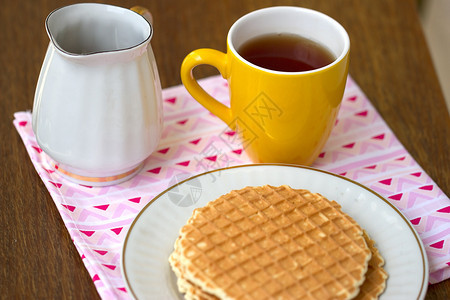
237,33,335,72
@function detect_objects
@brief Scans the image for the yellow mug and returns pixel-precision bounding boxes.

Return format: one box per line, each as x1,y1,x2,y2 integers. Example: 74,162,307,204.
181,6,350,165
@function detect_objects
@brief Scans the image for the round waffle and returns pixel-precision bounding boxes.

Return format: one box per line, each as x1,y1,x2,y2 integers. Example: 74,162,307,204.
169,232,389,300
169,185,373,299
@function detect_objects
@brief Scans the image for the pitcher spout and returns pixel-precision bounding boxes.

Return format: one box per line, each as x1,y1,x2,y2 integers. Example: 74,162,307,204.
46,3,152,58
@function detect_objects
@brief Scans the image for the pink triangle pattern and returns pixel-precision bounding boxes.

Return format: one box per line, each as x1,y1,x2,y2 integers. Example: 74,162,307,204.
12,74,450,298
315,130,400,168
332,108,381,135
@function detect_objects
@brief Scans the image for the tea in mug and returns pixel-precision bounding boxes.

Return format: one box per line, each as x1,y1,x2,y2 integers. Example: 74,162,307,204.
238,33,335,72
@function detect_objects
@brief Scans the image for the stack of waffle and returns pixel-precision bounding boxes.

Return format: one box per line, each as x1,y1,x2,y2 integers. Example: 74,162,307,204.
169,185,388,300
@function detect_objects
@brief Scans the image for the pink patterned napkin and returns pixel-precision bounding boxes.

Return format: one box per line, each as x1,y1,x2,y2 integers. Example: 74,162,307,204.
14,75,449,298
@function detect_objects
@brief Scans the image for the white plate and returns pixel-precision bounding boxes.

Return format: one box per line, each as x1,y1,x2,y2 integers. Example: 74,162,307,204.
121,164,428,300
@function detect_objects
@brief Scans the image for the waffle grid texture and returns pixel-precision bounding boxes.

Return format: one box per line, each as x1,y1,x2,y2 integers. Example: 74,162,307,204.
170,185,372,300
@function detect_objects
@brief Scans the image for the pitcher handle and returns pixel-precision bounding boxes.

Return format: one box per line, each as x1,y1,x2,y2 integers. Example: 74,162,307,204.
131,6,153,24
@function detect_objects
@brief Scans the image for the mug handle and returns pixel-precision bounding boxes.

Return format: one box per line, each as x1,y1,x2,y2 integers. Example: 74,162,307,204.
180,49,233,126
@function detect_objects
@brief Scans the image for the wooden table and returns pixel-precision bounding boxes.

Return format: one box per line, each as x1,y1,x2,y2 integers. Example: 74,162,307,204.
1,0,448,298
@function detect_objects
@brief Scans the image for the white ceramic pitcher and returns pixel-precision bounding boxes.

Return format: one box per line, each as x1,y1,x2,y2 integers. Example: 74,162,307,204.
32,3,163,186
